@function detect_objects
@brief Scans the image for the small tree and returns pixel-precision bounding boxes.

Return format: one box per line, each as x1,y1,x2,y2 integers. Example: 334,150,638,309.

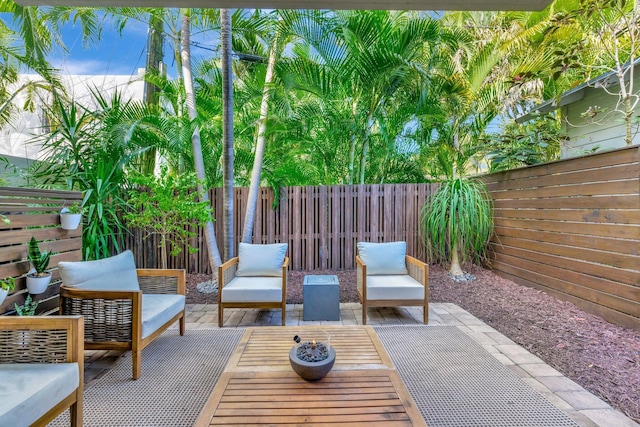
569,0,640,145
420,142,494,280
124,167,212,269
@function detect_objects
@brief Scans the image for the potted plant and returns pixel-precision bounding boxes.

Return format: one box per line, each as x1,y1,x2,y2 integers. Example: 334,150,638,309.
15,294,39,315
26,237,54,294
60,202,84,230
0,277,15,306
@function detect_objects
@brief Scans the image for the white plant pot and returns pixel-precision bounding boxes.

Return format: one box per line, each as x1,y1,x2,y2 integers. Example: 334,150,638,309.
0,288,8,306
60,208,82,230
26,273,52,294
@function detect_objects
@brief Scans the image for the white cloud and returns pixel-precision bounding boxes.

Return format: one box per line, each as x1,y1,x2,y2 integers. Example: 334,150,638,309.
50,58,142,76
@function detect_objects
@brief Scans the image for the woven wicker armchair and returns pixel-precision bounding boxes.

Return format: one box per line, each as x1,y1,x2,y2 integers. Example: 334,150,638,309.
356,241,429,325
0,315,84,427
59,251,186,380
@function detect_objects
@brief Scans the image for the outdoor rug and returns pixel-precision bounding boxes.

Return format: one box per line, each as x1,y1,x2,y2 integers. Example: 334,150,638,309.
50,328,244,427
375,325,579,427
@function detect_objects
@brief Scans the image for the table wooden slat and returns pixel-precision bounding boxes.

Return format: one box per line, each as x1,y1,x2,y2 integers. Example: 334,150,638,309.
225,326,394,372
195,370,426,427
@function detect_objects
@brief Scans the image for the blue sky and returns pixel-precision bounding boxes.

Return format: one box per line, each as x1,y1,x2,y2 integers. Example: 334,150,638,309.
49,16,216,77
51,18,150,76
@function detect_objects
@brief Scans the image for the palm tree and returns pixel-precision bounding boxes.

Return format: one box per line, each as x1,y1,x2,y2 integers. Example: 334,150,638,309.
221,8,234,261
240,11,284,244
180,7,222,271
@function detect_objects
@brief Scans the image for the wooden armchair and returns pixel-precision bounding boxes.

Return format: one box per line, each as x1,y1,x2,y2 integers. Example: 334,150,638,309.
58,250,186,380
0,315,84,427
218,243,289,327
356,241,429,325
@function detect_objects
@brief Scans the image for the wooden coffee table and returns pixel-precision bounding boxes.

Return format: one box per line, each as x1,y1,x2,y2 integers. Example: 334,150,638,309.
194,326,426,426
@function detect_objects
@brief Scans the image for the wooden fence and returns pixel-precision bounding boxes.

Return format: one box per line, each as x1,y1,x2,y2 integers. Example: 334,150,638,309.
480,146,640,331
0,187,83,316
3,149,637,331
126,184,438,272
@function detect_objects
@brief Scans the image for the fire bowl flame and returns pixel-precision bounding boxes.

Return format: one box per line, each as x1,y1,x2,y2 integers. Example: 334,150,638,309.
289,336,336,381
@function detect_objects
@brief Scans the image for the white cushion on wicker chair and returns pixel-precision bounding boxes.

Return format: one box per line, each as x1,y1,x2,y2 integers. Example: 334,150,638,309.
365,275,424,300
141,294,186,339
0,363,79,426
59,250,140,291
221,277,283,303
357,242,408,275
236,243,288,277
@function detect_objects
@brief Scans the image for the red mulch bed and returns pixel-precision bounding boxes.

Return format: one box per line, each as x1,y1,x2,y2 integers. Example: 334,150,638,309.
186,264,640,423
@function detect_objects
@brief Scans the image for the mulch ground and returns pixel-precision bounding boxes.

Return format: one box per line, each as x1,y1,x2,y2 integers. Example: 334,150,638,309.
186,264,640,423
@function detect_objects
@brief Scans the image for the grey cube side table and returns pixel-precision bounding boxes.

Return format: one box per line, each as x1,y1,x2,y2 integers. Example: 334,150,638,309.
303,275,340,321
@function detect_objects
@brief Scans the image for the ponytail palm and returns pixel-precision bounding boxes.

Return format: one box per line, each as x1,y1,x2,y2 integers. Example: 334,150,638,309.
421,177,493,278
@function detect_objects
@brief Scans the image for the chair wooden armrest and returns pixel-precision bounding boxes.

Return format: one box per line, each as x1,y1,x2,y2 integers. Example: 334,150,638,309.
356,255,367,302
0,315,84,427
406,255,428,287
218,257,239,290
59,286,142,348
137,268,186,295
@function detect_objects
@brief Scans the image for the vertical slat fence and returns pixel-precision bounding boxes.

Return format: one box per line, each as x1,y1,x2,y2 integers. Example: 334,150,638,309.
126,184,437,273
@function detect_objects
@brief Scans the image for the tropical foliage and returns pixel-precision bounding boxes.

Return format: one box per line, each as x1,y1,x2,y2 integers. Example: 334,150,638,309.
0,2,636,270
124,166,212,269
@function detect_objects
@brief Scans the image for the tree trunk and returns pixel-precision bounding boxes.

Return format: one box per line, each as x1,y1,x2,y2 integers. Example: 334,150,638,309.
180,9,222,273
347,100,358,185
221,9,235,261
359,111,375,184
448,131,464,278
241,15,281,244
141,13,164,176
449,240,465,277
624,95,633,146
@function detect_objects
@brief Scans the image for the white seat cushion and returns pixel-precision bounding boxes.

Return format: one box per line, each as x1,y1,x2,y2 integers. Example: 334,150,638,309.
236,243,288,277
221,277,283,303
357,242,408,275
59,250,140,291
366,275,424,300
141,294,186,339
0,363,79,426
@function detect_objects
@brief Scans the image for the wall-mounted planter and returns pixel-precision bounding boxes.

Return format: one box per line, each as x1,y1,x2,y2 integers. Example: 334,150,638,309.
60,208,82,230
26,273,52,294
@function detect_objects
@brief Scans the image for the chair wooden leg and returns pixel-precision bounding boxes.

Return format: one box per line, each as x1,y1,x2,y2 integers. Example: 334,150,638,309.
362,302,367,325
424,304,428,324
218,305,224,327
281,306,286,326
179,313,186,335
70,398,82,427
132,348,142,380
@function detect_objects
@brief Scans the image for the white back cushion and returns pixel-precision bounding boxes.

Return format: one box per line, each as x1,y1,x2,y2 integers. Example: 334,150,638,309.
236,243,288,277
357,241,408,275
59,250,140,291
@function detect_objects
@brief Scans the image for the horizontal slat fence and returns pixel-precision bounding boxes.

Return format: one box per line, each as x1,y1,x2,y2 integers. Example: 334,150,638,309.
0,187,83,316
125,184,437,273
480,146,640,331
